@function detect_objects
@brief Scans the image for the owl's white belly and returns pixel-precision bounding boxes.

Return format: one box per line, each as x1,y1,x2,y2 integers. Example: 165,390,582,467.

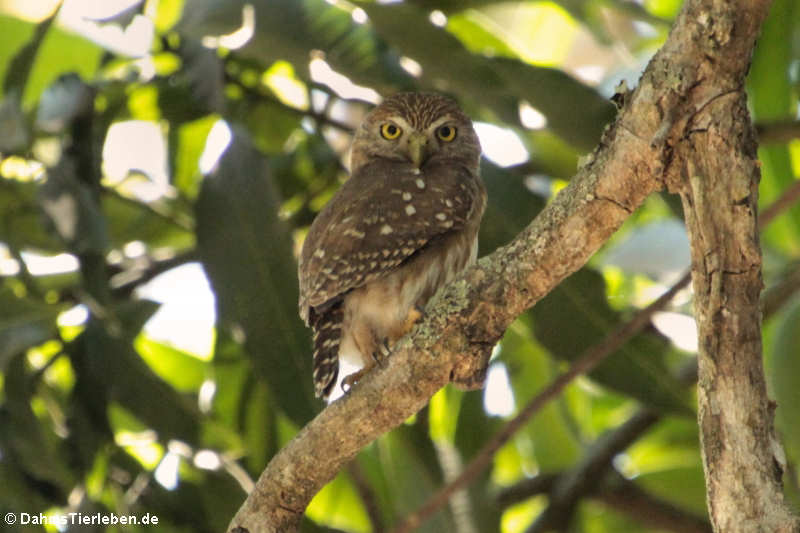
339,231,478,368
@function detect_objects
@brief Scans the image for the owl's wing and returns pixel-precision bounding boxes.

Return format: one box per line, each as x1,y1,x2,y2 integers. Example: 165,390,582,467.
298,161,483,321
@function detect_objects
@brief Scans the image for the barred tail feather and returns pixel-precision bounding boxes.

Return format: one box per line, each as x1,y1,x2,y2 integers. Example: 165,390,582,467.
310,302,343,398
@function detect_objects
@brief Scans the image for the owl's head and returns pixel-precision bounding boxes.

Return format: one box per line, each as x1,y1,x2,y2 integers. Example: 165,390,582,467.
350,92,481,173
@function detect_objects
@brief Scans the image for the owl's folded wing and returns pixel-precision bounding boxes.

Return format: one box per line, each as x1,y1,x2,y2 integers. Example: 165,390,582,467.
298,160,484,321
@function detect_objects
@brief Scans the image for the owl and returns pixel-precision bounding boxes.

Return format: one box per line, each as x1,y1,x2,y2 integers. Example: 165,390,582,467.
298,92,486,399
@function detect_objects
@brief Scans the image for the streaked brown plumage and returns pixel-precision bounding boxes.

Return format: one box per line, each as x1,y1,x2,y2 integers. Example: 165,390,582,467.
298,92,486,399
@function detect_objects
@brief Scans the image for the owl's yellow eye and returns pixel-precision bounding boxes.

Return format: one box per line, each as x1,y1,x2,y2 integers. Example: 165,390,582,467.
380,123,402,140
436,125,457,142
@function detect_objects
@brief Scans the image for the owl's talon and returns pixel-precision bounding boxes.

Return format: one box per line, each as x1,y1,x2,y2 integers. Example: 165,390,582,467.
375,340,391,367
341,359,376,392
341,371,362,393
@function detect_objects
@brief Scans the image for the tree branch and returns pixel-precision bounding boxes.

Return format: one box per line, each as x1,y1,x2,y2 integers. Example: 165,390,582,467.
226,0,785,531
599,474,712,533
345,460,385,533
497,469,713,533
756,120,800,145
525,409,661,532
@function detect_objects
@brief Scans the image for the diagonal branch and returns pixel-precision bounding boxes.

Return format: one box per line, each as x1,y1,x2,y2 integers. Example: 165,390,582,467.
225,0,777,531
756,120,800,145
598,473,712,533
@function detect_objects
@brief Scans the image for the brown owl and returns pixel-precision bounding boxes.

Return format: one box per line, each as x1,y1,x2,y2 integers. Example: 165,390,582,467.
298,92,486,399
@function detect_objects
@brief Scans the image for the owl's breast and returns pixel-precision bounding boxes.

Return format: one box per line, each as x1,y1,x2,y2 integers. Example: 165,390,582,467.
339,225,479,368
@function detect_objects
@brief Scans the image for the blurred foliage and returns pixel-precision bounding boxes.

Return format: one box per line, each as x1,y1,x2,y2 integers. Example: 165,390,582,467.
0,0,798,532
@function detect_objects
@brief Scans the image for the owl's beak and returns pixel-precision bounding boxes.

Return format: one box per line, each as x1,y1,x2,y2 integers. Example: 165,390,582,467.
407,132,428,168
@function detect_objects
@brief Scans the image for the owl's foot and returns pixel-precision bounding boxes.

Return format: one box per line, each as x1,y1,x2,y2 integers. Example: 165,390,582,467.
403,305,423,335
388,305,423,345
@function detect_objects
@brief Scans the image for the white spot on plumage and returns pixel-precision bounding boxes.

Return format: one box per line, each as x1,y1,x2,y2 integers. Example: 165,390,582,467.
412,168,421,175
415,178,426,189
445,199,453,207
402,192,412,201
380,224,394,235
344,228,366,238
435,213,448,221
405,204,417,216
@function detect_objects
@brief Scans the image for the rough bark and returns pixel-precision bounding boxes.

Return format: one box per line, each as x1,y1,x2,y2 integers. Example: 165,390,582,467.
662,1,799,531
227,0,796,531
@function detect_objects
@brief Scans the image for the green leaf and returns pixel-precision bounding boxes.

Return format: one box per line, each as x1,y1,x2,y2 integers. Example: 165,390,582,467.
0,353,74,493
379,425,456,532
306,471,372,533
445,11,518,59
134,334,209,393
102,192,194,249
530,268,692,414
429,386,464,443
578,499,652,533
154,0,186,33
179,0,413,93
0,178,61,252
358,1,615,151
0,15,37,96
39,160,109,254
0,461,56,513
196,129,317,425
634,465,708,517
643,0,683,19
0,14,102,107
177,39,224,113
0,288,62,370
172,114,219,200
137,468,243,532
2,7,57,97
70,305,200,444
502,322,582,472
479,162,546,253
769,298,800,468
749,0,800,254
0,93,29,152
231,98,302,154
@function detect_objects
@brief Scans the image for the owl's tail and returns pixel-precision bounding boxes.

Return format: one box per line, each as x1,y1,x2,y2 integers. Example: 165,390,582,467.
310,302,343,398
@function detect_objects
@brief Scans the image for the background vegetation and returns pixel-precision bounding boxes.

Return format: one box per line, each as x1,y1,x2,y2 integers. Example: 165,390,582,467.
0,0,798,531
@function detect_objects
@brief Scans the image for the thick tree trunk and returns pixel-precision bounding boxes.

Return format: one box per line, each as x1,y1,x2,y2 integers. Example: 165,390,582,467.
663,1,799,531
681,93,798,532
